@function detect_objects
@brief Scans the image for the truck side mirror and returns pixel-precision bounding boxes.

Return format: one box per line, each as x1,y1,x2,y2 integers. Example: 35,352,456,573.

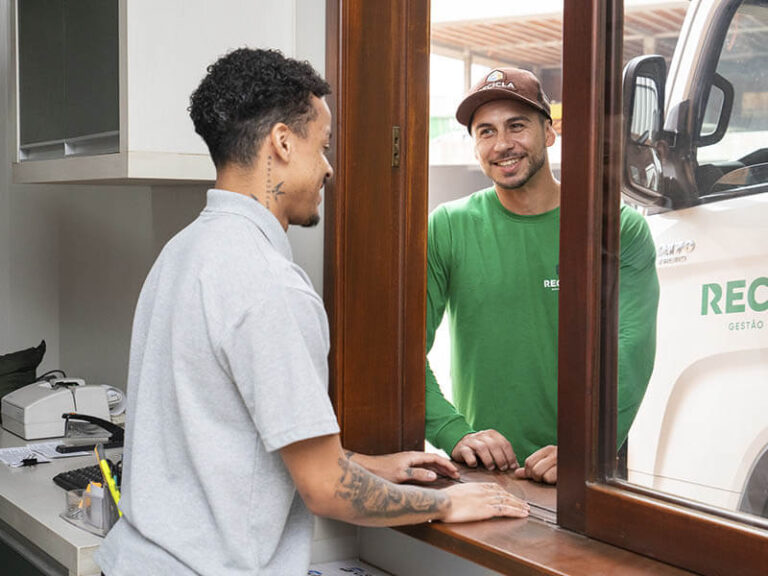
623,55,667,208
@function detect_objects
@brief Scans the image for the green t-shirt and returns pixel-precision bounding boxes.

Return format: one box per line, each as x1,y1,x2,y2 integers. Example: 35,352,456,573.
425,188,659,463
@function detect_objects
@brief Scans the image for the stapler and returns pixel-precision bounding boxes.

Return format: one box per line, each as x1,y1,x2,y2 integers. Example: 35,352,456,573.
55,412,124,453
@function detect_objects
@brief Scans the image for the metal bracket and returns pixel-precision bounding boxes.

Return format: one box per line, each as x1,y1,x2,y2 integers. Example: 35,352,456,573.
391,126,401,167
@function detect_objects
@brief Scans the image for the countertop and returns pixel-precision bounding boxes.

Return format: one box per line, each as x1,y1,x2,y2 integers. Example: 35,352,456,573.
398,464,695,575
0,428,119,576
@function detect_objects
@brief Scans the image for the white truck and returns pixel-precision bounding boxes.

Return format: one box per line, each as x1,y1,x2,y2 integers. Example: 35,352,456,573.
622,0,767,520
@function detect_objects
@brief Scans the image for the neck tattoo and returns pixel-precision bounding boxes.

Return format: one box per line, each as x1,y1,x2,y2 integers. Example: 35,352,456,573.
265,155,285,208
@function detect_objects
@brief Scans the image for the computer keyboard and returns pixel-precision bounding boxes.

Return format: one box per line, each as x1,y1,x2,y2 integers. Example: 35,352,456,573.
52,460,119,492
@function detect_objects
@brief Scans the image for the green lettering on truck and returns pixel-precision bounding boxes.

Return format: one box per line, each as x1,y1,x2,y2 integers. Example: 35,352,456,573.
748,277,768,312
701,283,722,315
725,280,746,313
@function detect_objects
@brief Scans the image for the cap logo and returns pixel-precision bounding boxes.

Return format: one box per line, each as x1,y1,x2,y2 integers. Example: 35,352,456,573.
485,70,505,82
480,80,516,92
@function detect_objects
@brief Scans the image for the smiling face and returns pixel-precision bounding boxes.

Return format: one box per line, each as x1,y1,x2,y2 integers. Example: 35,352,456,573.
285,96,334,228
471,99,556,192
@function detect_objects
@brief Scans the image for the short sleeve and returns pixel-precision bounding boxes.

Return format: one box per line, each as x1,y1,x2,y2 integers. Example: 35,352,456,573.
220,286,340,452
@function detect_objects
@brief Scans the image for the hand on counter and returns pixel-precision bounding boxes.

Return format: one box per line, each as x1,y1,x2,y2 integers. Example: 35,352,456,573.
441,482,529,522
348,450,460,484
514,445,557,484
450,429,519,472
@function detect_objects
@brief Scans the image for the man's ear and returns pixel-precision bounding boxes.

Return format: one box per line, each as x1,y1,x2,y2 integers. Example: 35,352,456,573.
269,122,292,162
545,120,557,147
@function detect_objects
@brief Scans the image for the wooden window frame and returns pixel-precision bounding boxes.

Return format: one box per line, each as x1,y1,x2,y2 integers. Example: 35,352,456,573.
324,0,768,574
323,0,429,455
558,0,768,574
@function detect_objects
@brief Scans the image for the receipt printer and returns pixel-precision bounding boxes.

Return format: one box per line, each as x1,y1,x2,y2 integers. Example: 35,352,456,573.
1,379,111,440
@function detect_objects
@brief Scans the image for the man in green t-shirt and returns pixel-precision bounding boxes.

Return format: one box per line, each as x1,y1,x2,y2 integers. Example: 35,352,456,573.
426,67,659,484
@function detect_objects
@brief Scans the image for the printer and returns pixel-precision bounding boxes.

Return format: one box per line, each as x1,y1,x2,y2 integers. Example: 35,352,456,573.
1,379,111,440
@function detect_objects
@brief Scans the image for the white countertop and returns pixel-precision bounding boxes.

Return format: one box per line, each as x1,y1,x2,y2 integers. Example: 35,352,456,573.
0,428,120,576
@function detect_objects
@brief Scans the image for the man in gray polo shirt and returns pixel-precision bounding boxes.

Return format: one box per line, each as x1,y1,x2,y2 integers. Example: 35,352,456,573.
96,48,529,576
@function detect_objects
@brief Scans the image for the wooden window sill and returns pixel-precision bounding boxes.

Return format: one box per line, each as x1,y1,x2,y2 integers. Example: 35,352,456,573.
397,466,695,575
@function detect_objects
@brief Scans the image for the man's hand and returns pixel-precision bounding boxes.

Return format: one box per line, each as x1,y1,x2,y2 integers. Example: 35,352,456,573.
349,451,460,484
514,445,557,484
282,434,528,526
451,429,519,471
441,482,529,523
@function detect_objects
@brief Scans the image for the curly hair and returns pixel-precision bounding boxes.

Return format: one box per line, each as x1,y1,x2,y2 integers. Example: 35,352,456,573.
189,48,331,168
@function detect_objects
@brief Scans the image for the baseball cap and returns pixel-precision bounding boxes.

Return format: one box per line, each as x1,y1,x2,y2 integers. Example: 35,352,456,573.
455,67,552,131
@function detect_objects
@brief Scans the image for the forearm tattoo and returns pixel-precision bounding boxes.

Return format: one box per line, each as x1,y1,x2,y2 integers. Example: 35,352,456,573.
335,457,449,519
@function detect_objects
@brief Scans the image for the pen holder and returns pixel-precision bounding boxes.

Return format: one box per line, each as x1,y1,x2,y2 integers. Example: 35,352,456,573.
61,483,119,537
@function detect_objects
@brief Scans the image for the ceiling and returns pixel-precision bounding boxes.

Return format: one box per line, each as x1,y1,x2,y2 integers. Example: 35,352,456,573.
430,2,689,72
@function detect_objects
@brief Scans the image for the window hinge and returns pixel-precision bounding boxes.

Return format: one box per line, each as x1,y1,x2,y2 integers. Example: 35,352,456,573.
391,125,401,167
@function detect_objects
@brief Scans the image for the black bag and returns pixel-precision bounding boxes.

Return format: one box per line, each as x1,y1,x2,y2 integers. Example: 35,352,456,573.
0,340,46,400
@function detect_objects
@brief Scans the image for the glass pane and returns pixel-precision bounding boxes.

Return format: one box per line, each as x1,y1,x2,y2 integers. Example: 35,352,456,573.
427,1,563,505
64,0,119,140
426,1,694,507
18,0,66,145
621,0,768,528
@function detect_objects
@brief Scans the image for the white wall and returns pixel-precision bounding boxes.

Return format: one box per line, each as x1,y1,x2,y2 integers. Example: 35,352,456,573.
56,184,153,387
1,1,66,373
360,528,503,576
125,0,295,156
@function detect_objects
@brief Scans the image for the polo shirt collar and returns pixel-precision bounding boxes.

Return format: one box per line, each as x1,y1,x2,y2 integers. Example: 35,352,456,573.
205,188,293,261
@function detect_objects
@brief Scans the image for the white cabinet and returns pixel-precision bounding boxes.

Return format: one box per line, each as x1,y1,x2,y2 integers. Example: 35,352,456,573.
11,0,297,184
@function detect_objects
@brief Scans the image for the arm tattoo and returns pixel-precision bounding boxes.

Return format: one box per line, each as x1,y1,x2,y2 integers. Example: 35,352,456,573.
335,457,449,519
344,450,355,460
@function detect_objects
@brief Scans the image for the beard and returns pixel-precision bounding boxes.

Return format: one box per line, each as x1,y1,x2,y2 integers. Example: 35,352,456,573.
300,212,321,228
494,148,547,191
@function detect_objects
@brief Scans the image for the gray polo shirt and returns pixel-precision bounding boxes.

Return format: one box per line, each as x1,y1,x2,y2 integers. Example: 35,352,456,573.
96,189,340,576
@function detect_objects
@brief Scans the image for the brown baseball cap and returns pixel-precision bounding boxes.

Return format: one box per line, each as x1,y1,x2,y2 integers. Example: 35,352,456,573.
456,67,552,131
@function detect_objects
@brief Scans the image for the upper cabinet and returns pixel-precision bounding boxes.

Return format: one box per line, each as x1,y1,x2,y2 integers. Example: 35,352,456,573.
11,0,297,184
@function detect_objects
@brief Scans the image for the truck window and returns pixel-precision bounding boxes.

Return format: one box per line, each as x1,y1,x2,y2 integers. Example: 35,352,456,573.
697,0,768,198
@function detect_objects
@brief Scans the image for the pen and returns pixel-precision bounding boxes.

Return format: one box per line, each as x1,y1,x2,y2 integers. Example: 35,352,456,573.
94,444,122,518
20,456,50,467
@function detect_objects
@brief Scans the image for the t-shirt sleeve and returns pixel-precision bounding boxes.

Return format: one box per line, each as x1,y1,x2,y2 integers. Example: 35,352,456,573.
425,206,475,453
617,205,660,446
220,286,340,452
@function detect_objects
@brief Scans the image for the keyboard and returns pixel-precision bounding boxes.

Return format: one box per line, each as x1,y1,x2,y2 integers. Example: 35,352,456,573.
53,460,118,492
